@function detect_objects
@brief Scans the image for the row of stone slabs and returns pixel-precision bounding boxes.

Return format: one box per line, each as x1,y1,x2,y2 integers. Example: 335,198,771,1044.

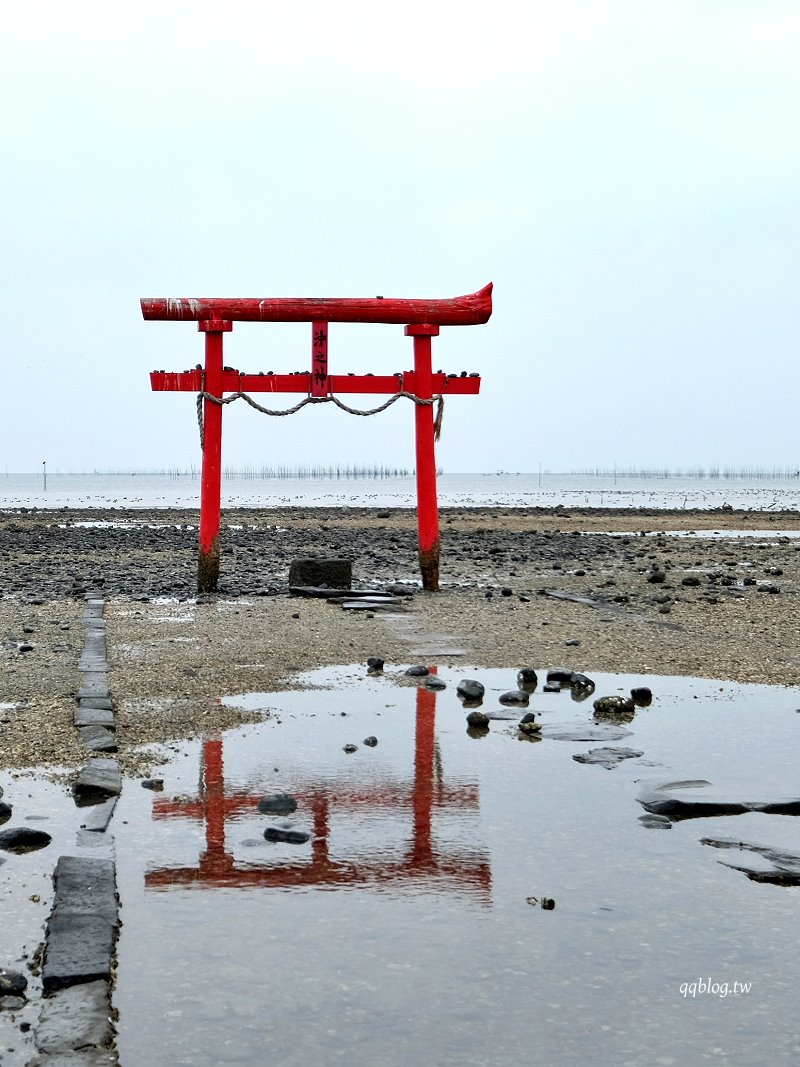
30,597,121,1066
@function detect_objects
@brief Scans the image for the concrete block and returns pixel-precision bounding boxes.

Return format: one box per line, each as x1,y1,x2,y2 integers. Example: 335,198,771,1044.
73,761,121,805
288,557,352,588
35,980,113,1053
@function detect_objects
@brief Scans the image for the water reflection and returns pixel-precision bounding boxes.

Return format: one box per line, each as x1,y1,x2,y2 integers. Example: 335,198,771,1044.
144,678,491,901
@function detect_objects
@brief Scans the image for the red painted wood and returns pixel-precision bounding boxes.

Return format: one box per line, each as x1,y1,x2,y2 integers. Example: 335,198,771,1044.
150,370,481,396
197,326,224,591
141,283,492,326
407,325,441,591
311,321,328,397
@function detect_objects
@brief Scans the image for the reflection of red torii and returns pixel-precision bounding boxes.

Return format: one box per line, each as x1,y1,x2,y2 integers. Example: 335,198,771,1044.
142,285,491,593
145,682,491,902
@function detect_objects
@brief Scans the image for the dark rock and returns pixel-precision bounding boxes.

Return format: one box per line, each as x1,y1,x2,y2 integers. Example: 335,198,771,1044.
141,779,165,791
362,736,378,747
544,722,634,741
637,779,800,823
0,827,52,853
569,672,595,691
457,679,485,701
466,711,490,728
0,968,27,996
701,837,800,885
572,746,644,769
546,668,573,684
288,558,352,588
366,656,385,671
343,743,358,754
424,676,447,690
516,668,538,689
631,687,653,706
405,665,430,677
258,793,298,815
264,827,310,844
639,814,672,830
518,720,542,736
646,571,666,584
73,759,122,805
681,575,701,586
498,690,529,706
18,642,34,652
500,587,513,596
0,802,11,825
542,682,561,693
593,695,635,715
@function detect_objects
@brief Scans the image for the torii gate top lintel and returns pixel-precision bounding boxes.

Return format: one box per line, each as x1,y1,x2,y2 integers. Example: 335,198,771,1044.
141,283,492,326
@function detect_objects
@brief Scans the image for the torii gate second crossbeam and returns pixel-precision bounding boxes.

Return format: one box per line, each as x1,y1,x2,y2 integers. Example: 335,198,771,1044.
143,284,492,593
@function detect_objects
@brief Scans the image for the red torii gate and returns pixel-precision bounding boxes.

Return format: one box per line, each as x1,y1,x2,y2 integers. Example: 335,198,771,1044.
142,284,492,593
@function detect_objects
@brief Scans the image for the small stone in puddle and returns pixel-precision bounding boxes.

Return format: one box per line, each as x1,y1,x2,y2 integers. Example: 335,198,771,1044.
424,676,447,690
0,969,28,996
405,665,430,677
631,687,653,706
141,779,164,791
466,711,490,728
264,827,310,844
518,720,542,735
546,668,573,684
499,690,529,706
457,679,485,701
363,736,378,747
0,828,51,853
258,794,298,815
517,668,537,689
639,814,672,830
367,656,385,671
343,744,358,754
0,803,11,826
593,695,635,715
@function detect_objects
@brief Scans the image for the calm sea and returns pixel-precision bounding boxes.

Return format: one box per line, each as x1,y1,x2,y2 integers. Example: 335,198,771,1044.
2,472,800,511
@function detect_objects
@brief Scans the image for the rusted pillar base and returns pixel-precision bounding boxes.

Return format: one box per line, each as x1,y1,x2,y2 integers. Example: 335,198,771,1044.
419,543,440,592
197,539,220,594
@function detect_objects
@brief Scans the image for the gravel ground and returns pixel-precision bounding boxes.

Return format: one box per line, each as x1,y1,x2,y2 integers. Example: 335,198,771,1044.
1,505,799,773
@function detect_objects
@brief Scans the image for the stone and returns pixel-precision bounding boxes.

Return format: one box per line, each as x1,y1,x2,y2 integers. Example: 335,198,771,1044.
639,814,673,830
546,668,573,684
0,968,28,996
544,722,634,741
498,690,529,706
404,665,429,677
569,672,595,691
0,827,52,853
518,721,542,735
34,979,113,1053
701,837,800,885
288,558,352,589
456,679,485,701
343,743,358,754
366,657,385,671
572,747,644,769
263,827,310,844
362,736,378,747
638,779,800,823
0,801,11,825
631,687,653,706
72,760,122,805
74,708,115,729
516,668,538,689
42,857,118,992
257,794,298,816
77,726,118,753
424,676,447,690
593,695,635,715
466,711,490,728
140,779,164,791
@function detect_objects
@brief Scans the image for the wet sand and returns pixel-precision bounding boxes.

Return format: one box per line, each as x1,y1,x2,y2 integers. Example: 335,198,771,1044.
1,506,798,772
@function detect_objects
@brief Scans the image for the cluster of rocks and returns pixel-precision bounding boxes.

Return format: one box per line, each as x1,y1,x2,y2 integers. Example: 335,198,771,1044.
3,506,795,604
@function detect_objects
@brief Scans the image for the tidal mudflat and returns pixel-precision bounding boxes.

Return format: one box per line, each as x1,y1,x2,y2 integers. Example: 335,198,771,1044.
101,665,800,1067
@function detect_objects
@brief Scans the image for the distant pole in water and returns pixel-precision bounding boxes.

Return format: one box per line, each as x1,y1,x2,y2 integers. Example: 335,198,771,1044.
42,461,46,491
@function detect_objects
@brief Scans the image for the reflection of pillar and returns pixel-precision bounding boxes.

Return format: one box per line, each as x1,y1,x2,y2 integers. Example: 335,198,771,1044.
201,738,226,855
412,676,437,866
311,794,329,864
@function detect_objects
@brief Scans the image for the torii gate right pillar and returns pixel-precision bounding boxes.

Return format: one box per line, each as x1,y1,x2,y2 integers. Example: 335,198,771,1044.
406,324,440,591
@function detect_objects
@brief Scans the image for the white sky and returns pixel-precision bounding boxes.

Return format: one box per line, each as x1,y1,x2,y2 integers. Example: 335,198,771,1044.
2,0,798,474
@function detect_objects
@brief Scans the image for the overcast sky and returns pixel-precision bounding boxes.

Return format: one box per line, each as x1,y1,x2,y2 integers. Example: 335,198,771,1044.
2,1,798,475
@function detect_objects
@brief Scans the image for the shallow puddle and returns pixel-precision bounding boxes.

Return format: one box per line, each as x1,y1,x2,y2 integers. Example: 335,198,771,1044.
105,667,800,1066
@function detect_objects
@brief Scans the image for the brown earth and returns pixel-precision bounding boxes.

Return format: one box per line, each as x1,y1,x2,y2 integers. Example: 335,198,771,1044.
1,506,798,774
